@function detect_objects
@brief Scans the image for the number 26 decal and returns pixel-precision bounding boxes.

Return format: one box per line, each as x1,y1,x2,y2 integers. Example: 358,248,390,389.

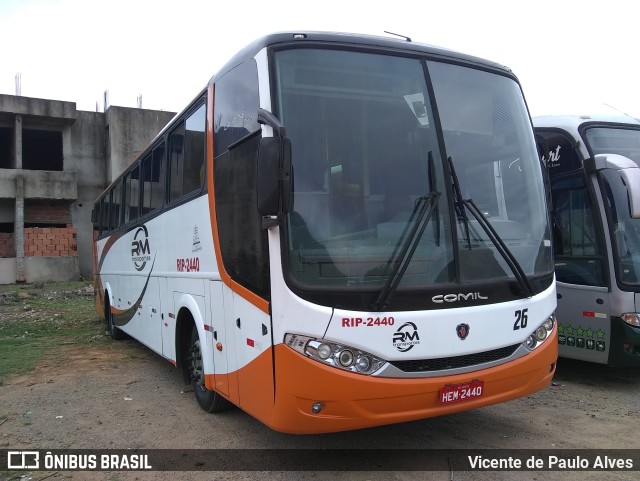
513,308,528,330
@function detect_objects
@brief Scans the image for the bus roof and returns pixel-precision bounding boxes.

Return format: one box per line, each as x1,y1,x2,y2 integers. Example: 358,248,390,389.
209,31,515,85
533,114,640,132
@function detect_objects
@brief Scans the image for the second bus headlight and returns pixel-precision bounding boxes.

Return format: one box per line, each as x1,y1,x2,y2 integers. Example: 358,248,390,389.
284,334,386,375
621,313,640,327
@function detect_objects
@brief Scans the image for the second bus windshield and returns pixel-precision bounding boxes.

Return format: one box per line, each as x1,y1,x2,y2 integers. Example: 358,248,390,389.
586,126,640,287
274,48,551,297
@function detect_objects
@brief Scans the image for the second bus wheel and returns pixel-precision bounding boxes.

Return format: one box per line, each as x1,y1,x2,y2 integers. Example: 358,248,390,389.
188,325,232,413
105,297,126,341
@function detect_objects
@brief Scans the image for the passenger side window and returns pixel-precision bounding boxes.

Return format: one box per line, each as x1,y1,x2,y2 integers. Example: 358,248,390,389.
110,181,122,231
141,143,165,215
124,165,140,224
169,103,206,203
99,196,109,236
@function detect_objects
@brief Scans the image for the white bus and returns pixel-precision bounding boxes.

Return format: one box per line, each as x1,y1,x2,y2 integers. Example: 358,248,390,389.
534,114,640,366
92,32,557,434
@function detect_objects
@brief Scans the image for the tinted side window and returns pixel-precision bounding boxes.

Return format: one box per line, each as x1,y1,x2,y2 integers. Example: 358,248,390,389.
214,136,269,297
110,181,122,231
169,103,206,203
551,174,605,286
141,144,165,215
169,124,185,203
184,104,206,193
99,197,109,236
124,165,140,224
214,60,260,157
213,60,268,298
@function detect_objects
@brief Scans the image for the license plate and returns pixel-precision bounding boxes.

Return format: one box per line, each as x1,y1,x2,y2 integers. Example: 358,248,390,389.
439,380,484,404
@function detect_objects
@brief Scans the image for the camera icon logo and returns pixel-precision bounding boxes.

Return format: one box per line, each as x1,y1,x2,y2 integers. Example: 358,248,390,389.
7,451,40,469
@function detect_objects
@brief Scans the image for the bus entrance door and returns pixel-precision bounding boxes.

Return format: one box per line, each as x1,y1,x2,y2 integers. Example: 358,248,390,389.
229,292,274,416
209,281,230,396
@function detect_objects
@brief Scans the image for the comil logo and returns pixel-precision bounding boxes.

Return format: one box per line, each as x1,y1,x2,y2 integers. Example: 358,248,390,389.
392,322,420,352
131,225,151,271
432,292,488,304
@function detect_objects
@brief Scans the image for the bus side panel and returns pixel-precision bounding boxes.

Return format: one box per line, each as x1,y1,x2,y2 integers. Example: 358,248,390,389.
205,287,274,418
555,282,610,363
159,277,173,360
232,290,274,418
205,282,274,410
119,276,163,354
99,225,163,356
208,280,230,396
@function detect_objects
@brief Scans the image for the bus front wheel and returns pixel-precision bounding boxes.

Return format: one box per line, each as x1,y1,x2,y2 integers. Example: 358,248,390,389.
188,325,232,413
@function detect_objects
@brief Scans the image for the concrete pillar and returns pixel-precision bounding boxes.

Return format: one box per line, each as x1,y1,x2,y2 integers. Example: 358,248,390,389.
14,114,25,282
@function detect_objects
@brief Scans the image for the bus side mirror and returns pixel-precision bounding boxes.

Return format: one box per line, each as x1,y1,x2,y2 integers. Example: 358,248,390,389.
620,167,640,219
590,153,640,219
256,136,292,216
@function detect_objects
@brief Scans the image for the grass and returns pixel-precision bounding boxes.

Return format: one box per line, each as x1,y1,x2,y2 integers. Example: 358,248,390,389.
0,280,107,383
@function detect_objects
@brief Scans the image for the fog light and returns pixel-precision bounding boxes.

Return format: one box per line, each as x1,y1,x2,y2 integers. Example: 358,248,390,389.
311,402,323,414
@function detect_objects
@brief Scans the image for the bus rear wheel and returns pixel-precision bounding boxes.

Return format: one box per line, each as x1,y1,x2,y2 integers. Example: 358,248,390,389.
189,325,232,413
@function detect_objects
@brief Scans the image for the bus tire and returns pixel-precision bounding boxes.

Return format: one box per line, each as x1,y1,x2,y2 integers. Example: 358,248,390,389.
189,325,232,413
105,297,126,341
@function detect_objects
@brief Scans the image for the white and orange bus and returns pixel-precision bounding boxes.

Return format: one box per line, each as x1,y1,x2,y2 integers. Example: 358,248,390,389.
92,31,557,434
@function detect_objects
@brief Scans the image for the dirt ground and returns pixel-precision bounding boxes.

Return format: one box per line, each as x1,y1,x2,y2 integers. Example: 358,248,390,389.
1,309,640,480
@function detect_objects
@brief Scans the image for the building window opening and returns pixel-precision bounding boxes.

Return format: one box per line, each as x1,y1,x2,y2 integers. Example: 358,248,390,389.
0,127,12,168
23,129,63,171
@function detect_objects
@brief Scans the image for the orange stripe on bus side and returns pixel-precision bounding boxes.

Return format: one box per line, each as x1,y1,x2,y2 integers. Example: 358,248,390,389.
206,83,270,315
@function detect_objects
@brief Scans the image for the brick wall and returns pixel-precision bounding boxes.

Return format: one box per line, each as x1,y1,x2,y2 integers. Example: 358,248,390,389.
24,225,78,257
0,232,14,258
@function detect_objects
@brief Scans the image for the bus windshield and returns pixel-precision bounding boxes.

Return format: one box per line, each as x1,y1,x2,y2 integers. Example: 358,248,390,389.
274,48,552,299
586,126,640,286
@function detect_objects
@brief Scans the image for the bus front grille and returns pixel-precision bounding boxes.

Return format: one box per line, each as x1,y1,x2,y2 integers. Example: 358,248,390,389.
389,343,521,372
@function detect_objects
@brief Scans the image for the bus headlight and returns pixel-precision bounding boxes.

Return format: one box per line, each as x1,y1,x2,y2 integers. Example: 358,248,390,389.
621,313,640,327
284,334,386,375
523,314,556,351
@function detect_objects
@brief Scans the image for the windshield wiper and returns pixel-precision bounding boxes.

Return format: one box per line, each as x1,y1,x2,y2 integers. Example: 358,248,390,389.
447,156,534,298
448,156,472,249
373,190,440,311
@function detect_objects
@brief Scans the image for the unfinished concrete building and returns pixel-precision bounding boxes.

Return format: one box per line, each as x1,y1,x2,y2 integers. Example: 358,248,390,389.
0,94,175,284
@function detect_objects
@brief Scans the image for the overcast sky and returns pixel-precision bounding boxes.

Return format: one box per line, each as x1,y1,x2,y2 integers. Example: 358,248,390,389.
1,0,638,118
